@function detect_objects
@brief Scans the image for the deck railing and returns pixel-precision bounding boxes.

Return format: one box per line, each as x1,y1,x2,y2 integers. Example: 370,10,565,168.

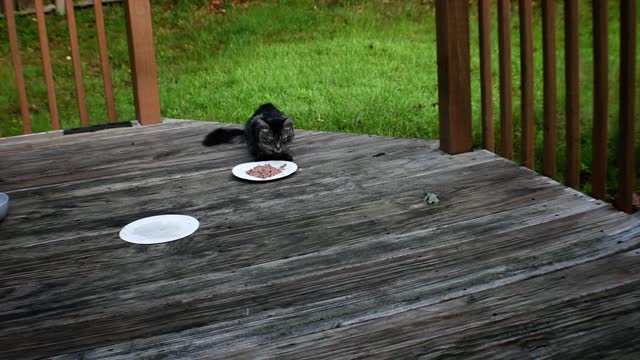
2,0,160,136
436,0,637,213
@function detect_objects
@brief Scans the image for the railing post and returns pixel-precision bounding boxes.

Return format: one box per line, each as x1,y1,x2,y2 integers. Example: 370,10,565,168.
123,0,161,125
435,0,473,155
617,0,636,213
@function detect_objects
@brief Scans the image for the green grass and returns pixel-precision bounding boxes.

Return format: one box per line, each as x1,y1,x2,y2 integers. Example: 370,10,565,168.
0,0,443,138
153,0,446,140
1,0,638,195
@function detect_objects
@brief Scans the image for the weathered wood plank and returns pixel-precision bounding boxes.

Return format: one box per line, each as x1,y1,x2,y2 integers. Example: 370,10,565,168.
0,121,638,359
223,249,640,360
0,124,437,192
2,196,635,358
11,202,637,359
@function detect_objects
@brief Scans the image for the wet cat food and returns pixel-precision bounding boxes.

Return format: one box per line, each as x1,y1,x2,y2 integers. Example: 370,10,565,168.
246,164,284,179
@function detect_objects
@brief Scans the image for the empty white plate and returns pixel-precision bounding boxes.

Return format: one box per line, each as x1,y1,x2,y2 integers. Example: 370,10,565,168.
119,215,199,244
232,161,298,181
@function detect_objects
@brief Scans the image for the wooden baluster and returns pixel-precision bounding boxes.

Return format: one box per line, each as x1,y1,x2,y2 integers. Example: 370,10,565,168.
564,0,580,189
35,0,60,130
478,0,494,152
497,0,513,159
435,0,472,154
617,0,636,213
519,0,534,169
4,0,32,134
94,0,117,123
592,0,608,200
66,0,89,127
542,0,557,179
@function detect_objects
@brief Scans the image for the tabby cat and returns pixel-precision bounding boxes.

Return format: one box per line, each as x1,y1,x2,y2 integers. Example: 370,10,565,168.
202,103,295,161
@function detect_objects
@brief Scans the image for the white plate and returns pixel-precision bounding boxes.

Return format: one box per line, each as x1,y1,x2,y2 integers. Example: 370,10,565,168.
232,161,298,181
119,215,199,244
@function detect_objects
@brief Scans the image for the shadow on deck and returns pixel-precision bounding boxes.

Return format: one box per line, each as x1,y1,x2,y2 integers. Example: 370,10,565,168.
1,120,639,359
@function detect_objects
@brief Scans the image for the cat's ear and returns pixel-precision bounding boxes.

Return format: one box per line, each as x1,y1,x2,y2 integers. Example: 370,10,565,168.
252,115,268,129
283,117,293,129
255,118,272,134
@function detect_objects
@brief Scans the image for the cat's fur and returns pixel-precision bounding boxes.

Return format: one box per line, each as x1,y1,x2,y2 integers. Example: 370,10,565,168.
202,103,295,161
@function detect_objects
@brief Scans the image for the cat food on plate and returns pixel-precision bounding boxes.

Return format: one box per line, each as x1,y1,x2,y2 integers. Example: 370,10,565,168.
232,161,297,182
246,164,285,179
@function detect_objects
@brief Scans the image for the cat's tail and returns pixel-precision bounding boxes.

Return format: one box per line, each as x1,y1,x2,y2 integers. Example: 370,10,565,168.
202,128,245,146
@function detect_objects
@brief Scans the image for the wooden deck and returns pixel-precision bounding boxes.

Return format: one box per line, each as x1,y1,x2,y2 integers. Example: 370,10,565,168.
1,120,639,359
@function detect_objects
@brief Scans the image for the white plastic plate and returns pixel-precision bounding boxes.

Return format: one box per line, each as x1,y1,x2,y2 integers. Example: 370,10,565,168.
232,161,297,181
119,215,199,244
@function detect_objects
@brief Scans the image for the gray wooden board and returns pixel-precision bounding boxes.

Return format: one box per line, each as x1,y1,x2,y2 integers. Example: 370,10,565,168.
0,120,638,359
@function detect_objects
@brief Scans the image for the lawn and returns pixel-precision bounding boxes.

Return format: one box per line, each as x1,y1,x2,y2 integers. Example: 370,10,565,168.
1,0,638,194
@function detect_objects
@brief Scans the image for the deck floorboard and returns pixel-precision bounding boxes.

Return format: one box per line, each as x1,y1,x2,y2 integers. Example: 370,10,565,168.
1,120,638,359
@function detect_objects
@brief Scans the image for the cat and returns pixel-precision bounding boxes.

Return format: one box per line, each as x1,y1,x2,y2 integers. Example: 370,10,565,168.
202,103,295,161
